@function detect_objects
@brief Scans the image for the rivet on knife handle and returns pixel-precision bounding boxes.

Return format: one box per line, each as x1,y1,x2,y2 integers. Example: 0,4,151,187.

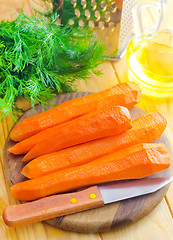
3,186,104,227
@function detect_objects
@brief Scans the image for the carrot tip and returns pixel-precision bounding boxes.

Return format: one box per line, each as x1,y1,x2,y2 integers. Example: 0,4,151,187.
8,147,13,154
21,168,27,177
22,154,30,162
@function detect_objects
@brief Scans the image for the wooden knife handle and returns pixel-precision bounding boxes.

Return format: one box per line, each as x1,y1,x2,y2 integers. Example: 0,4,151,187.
3,186,104,227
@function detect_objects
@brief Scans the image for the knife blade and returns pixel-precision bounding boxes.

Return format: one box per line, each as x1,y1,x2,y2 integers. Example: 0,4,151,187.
3,177,173,227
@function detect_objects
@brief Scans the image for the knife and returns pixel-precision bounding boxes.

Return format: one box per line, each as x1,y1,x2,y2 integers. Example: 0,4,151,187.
3,177,173,227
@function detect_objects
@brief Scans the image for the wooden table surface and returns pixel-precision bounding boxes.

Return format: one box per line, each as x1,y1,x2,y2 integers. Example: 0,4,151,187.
0,0,173,239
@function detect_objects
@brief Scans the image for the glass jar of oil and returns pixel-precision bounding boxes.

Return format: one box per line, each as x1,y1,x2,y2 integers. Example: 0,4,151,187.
127,0,173,98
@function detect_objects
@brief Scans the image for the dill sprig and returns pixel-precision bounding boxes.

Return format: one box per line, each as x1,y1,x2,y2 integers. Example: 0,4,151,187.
0,11,106,118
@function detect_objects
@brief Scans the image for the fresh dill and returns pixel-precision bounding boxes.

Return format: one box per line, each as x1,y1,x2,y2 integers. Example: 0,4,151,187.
0,11,106,118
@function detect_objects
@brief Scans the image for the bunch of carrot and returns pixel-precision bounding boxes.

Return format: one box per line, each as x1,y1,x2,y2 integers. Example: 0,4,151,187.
9,82,171,201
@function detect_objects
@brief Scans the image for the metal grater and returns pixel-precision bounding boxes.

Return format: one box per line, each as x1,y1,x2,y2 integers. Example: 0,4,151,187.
57,0,135,60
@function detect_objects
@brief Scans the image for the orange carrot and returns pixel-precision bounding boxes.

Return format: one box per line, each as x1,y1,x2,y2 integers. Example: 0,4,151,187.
10,105,132,159
21,111,167,179
9,121,71,154
10,82,141,141
11,143,171,201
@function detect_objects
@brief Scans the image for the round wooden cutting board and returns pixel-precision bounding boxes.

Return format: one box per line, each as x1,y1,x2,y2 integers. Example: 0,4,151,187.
3,92,172,233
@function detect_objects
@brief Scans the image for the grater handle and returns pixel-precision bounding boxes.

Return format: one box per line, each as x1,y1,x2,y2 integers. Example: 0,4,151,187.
132,0,164,36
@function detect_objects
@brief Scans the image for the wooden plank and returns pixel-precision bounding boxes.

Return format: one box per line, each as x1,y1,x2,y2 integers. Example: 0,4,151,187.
43,223,101,240
28,0,52,14
13,223,47,240
100,199,173,240
77,61,119,92
0,0,32,20
0,118,18,240
111,56,129,83
165,184,173,216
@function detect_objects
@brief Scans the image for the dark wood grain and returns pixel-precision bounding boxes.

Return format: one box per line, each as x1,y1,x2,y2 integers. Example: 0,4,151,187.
3,92,172,233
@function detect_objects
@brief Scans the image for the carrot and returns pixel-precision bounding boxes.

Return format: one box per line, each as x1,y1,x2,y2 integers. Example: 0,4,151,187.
9,121,71,154
10,82,141,141
10,105,132,159
21,111,167,179
11,143,171,201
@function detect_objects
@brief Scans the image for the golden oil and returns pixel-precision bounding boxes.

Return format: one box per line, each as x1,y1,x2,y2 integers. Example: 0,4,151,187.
126,30,173,98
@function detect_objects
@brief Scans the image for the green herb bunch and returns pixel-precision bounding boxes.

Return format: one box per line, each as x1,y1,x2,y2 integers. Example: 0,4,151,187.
0,11,106,118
